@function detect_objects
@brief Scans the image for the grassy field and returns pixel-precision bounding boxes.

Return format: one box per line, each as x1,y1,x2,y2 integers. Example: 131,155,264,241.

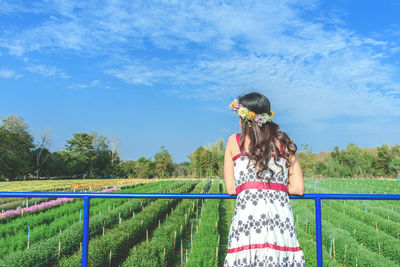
0,177,398,266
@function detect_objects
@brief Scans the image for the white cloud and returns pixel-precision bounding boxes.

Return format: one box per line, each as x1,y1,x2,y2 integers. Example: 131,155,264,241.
106,64,177,86
68,80,100,89
25,64,69,78
0,68,22,79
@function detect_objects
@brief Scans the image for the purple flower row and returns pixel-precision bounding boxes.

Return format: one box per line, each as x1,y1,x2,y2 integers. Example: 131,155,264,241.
0,187,119,219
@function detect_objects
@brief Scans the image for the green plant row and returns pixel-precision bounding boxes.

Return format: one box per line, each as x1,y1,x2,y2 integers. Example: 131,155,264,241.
290,199,397,266
0,180,187,267
185,179,220,267
0,185,156,257
327,199,400,239
295,224,340,267
361,198,400,211
289,199,340,266
304,178,398,195
121,180,210,267
217,181,235,265
59,180,199,267
0,197,16,205
0,182,172,257
342,199,400,224
317,202,400,264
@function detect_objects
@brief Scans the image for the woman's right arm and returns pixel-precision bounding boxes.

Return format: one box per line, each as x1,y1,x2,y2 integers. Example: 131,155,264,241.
287,154,305,196
224,135,237,195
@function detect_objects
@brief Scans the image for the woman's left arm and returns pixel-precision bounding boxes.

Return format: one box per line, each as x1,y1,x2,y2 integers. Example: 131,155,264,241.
287,154,305,196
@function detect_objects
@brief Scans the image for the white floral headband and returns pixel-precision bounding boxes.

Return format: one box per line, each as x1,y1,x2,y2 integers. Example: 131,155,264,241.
230,99,274,127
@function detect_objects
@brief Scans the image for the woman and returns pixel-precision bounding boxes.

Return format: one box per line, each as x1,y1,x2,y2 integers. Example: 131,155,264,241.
223,92,306,266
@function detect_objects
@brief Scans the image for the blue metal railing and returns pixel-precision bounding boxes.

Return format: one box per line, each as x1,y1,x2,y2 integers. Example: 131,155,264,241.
0,191,399,267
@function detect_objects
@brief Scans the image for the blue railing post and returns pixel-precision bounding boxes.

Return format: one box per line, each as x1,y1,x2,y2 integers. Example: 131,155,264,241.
315,197,323,267
82,197,90,267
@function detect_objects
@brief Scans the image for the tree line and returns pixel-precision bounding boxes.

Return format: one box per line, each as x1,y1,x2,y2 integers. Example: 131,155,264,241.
297,143,400,178
0,115,223,181
1,114,399,181
0,115,122,180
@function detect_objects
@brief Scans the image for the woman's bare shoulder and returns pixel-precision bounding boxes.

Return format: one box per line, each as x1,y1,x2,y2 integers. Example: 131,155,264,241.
226,133,239,152
229,133,237,140
226,134,237,147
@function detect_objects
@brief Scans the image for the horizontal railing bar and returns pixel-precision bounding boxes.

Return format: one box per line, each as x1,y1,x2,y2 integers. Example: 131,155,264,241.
1,190,399,267
291,193,400,200
0,192,399,200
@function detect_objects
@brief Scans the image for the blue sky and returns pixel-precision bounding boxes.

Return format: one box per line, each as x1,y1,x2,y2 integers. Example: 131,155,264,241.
1,0,399,163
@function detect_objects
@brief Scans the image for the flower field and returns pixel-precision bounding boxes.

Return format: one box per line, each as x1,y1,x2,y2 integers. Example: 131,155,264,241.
0,178,398,266
0,178,155,192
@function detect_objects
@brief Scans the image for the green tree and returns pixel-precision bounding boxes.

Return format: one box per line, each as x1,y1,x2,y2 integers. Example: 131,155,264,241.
391,145,400,158
189,147,205,177
117,160,136,178
343,143,372,178
42,132,120,179
134,157,155,178
372,144,392,176
328,146,340,176
316,162,328,176
153,146,175,178
297,144,318,177
326,145,354,178
389,157,400,178
0,115,35,180
64,133,96,177
42,151,88,178
206,138,225,177
64,133,95,155
91,132,118,177
174,161,190,177
189,146,218,177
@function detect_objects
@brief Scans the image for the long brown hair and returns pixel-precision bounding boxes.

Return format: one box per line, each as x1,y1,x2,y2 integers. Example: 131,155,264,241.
237,92,297,180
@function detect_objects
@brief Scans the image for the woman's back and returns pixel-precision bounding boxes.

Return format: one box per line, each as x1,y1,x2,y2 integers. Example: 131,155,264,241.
232,133,289,188
224,133,305,266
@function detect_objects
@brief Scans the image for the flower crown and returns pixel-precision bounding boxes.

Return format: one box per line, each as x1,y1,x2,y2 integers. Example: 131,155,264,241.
230,99,274,127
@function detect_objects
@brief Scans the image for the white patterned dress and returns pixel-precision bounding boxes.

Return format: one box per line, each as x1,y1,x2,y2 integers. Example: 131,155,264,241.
224,134,306,267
